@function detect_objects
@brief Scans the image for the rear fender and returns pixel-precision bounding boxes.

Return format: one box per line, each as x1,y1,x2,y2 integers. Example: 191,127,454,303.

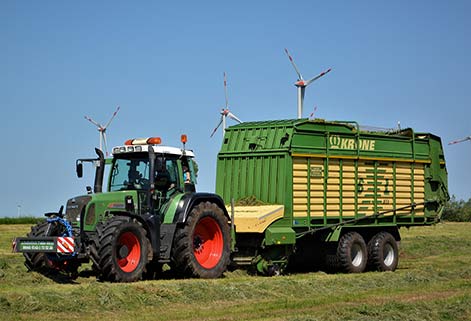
171,193,229,224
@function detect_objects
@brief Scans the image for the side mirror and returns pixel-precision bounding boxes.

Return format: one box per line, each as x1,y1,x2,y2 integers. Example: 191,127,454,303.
76,163,83,178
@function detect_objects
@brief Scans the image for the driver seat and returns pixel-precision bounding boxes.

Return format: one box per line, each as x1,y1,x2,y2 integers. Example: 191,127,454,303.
154,170,171,191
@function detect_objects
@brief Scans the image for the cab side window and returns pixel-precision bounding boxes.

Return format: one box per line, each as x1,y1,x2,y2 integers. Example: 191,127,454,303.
165,159,179,188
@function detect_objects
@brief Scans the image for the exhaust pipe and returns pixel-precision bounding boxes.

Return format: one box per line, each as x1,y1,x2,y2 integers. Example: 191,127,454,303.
93,148,105,193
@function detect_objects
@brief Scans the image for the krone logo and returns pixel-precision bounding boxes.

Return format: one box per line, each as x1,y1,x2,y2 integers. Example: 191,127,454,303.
329,135,341,149
329,135,376,151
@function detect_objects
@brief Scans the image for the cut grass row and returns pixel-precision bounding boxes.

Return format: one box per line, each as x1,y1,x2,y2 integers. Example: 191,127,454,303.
0,223,470,321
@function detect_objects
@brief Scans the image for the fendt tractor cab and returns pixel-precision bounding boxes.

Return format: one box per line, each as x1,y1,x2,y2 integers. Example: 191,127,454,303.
14,136,231,282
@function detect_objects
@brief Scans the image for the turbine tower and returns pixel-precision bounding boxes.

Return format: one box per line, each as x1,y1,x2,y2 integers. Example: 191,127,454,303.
449,135,471,145
84,106,120,156
210,72,242,138
284,48,331,119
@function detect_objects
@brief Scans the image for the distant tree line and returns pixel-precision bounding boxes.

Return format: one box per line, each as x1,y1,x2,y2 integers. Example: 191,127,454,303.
442,196,471,222
0,217,43,225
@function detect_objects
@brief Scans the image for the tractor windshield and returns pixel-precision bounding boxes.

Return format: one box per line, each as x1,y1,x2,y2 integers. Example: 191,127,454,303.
110,155,150,191
109,153,180,193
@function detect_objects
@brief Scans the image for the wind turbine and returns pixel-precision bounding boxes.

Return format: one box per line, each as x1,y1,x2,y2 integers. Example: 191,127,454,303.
210,72,242,138
284,48,331,119
84,106,120,156
449,135,471,145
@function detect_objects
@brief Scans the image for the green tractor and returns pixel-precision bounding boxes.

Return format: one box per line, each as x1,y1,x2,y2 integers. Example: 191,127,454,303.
14,136,231,282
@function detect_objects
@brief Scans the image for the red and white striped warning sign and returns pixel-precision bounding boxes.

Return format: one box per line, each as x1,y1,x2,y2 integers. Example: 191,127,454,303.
57,237,75,253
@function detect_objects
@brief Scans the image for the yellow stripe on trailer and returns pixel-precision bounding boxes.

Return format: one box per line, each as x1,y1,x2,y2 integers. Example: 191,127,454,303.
227,205,284,233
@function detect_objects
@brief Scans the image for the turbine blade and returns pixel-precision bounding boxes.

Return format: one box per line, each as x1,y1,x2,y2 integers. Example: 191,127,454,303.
84,116,102,128
227,112,242,123
104,105,120,129
284,48,303,80
449,136,471,145
210,116,224,138
305,68,332,86
224,72,229,109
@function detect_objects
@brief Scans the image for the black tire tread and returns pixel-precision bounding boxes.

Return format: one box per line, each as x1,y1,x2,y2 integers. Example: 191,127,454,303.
367,231,399,272
88,222,103,273
337,231,367,273
23,222,49,271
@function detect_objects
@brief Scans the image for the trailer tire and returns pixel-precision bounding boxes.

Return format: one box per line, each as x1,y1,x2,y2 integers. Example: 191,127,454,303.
367,232,398,271
337,232,367,273
98,216,150,282
171,201,230,278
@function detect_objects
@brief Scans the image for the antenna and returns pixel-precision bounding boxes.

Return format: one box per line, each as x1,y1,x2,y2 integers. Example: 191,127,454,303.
84,105,120,156
449,135,471,145
210,72,242,138
284,48,331,119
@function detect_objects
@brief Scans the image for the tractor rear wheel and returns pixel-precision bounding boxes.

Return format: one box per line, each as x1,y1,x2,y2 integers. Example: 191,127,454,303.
98,216,150,282
337,231,367,273
367,232,399,271
171,202,230,278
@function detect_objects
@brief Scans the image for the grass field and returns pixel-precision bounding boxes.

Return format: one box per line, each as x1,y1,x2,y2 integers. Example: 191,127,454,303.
1,223,470,321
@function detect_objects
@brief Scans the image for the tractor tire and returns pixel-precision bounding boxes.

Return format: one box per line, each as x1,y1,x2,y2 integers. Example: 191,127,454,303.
23,220,79,278
367,232,399,272
98,216,150,282
23,222,50,271
337,231,367,273
171,201,230,278
88,222,103,274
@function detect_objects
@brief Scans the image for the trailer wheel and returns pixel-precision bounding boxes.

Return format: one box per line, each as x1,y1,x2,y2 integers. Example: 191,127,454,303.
98,216,150,282
172,201,230,278
367,232,398,271
337,232,367,273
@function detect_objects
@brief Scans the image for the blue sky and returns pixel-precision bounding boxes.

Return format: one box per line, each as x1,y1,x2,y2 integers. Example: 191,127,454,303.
1,1,470,217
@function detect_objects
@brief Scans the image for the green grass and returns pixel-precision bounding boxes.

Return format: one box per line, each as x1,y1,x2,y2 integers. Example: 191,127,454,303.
1,223,470,321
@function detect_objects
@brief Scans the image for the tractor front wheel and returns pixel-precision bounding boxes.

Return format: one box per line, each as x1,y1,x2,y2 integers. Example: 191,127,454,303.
172,202,230,278
23,222,50,271
23,220,80,278
98,216,150,282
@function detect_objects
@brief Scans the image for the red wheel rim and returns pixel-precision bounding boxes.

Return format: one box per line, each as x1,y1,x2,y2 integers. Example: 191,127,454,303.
193,217,223,269
117,232,141,272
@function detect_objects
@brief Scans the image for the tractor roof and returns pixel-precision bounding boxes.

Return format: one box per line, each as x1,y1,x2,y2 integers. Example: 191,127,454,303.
112,145,195,157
